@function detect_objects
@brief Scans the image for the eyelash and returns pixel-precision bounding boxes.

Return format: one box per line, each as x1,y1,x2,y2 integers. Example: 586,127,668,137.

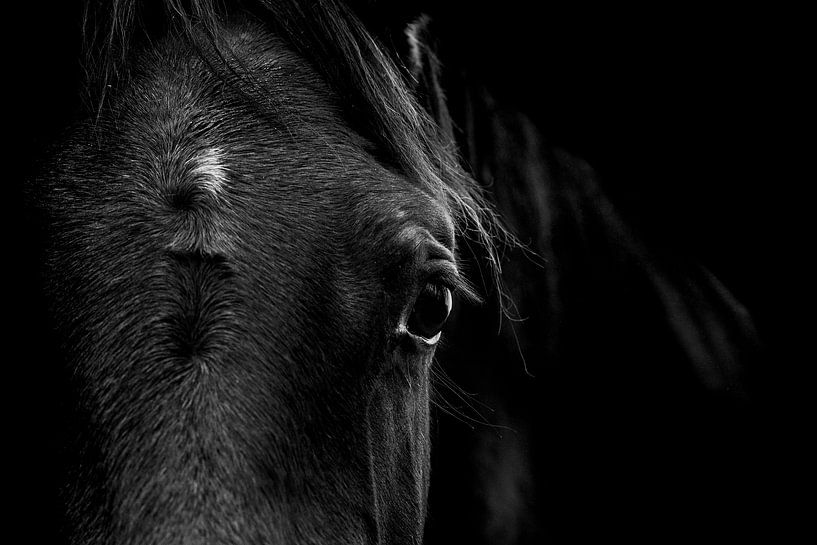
420,263,479,305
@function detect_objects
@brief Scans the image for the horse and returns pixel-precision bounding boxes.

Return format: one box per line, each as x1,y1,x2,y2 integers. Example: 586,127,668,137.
17,1,770,543
23,1,504,543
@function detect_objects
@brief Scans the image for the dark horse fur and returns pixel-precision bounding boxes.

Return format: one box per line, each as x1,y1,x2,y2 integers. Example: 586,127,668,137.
20,1,770,544
27,1,501,543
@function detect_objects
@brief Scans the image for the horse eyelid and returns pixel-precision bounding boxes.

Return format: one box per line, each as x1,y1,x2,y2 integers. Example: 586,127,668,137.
422,261,481,304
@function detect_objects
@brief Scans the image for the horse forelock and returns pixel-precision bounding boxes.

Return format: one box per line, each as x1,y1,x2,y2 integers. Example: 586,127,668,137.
81,0,508,293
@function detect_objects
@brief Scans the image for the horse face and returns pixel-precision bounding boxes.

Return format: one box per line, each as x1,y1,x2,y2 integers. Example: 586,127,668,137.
40,27,456,544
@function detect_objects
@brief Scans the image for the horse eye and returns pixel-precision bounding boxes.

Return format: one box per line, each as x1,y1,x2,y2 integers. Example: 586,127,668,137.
407,283,453,341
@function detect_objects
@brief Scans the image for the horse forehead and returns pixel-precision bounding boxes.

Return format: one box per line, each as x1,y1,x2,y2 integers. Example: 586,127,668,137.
107,29,455,251
112,41,358,180
124,28,346,129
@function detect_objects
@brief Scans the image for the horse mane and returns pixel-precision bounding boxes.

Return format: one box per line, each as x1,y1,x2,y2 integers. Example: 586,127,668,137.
81,0,510,299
